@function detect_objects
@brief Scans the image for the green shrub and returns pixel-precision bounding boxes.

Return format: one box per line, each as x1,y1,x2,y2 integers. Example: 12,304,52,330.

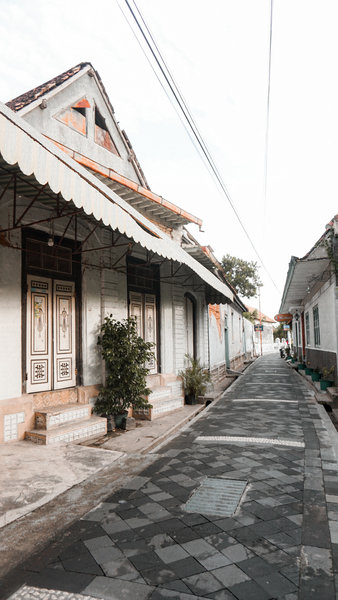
94,316,154,416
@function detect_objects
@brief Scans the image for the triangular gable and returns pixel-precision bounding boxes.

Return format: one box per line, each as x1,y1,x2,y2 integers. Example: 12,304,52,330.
9,64,142,184
54,96,119,156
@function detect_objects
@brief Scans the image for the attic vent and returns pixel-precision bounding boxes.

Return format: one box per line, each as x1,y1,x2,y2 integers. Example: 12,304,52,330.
56,97,89,136
94,106,119,156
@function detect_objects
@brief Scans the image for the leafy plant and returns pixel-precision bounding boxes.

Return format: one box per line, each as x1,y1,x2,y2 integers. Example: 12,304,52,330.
179,355,211,399
94,316,154,416
322,366,335,380
221,254,262,298
243,310,258,324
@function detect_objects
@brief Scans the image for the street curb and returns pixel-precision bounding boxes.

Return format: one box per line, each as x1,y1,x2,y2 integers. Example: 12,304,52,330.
140,403,204,454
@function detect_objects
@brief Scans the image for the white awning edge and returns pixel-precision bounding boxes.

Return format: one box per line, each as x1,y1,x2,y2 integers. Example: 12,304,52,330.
0,103,233,303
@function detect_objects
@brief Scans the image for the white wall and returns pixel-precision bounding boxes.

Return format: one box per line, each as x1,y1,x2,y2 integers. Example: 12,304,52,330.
209,304,225,369
160,261,174,373
0,234,22,400
303,275,336,353
208,304,255,370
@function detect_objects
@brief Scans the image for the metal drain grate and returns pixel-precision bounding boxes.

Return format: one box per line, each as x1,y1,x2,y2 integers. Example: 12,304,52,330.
183,477,247,518
195,436,304,448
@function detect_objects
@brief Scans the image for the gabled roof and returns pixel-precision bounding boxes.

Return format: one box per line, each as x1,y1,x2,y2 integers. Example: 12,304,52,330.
0,101,233,305
246,306,275,323
279,217,336,313
7,63,88,112
6,62,202,230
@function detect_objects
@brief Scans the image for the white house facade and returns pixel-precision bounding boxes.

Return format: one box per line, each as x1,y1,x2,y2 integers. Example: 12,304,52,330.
0,63,234,444
279,216,338,382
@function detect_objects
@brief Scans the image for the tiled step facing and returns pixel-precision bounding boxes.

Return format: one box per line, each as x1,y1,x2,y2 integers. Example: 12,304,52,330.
34,403,92,430
25,403,107,445
25,416,107,445
134,381,184,420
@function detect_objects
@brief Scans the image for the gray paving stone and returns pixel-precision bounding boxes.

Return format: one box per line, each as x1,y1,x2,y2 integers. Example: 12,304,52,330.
83,536,113,552
255,571,297,596
142,566,178,586
222,543,253,563
229,580,271,600
211,564,250,587
83,576,154,599
87,545,124,564
101,558,144,581
183,571,224,595
197,552,232,570
182,538,217,557
155,544,190,564
169,556,206,578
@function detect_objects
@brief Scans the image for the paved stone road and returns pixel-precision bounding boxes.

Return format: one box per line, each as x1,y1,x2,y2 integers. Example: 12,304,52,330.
4,355,338,600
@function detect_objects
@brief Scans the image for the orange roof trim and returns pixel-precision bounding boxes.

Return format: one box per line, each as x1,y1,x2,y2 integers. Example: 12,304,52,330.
47,137,203,227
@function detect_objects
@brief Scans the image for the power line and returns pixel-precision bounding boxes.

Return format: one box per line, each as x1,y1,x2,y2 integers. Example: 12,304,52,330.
119,0,280,293
263,0,274,235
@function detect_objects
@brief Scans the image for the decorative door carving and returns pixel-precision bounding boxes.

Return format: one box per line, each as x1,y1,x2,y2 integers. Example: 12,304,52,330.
53,280,76,389
26,276,52,393
185,295,195,358
129,292,157,374
26,277,76,392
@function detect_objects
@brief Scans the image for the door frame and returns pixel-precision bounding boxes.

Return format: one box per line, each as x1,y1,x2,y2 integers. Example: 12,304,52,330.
127,256,160,372
22,228,81,393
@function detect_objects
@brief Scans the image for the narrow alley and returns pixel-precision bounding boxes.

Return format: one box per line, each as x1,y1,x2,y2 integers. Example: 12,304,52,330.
4,355,338,600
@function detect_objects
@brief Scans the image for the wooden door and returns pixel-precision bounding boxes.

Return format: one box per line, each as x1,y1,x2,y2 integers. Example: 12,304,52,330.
129,292,157,374
185,295,195,358
53,280,76,389
26,276,52,393
144,294,157,374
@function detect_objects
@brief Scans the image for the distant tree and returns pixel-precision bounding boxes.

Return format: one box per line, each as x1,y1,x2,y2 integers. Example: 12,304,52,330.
221,254,262,298
273,323,284,340
243,309,258,323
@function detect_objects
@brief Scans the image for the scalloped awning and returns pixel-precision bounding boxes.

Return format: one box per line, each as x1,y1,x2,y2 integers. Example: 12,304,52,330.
0,102,233,304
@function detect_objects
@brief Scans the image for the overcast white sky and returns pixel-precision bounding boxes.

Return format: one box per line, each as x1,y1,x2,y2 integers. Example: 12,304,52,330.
0,0,337,318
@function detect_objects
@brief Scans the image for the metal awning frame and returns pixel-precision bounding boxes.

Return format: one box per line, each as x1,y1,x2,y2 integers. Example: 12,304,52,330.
0,102,233,304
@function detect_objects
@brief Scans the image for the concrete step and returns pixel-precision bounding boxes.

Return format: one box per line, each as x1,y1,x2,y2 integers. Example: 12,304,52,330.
151,396,184,418
25,416,107,445
35,403,92,430
148,385,172,402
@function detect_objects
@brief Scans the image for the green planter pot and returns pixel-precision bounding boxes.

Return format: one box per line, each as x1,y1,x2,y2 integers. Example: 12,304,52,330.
305,368,313,375
311,372,320,382
298,364,306,370
185,394,197,405
114,411,128,429
320,380,333,391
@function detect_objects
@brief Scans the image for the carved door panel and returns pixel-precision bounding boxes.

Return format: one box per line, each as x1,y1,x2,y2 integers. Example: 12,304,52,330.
129,292,143,337
144,295,157,374
129,292,157,374
26,276,52,393
185,295,195,358
53,280,76,389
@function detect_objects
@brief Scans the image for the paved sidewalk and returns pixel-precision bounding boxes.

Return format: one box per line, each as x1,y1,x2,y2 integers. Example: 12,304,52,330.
4,355,338,600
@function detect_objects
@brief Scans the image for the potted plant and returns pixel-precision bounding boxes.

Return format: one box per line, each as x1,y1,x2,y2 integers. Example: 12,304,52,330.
311,368,320,382
320,366,335,391
305,363,313,376
179,354,211,404
94,316,154,429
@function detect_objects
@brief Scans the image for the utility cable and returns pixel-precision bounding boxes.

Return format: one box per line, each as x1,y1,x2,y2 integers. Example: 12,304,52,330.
263,0,274,237
119,0,280,293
